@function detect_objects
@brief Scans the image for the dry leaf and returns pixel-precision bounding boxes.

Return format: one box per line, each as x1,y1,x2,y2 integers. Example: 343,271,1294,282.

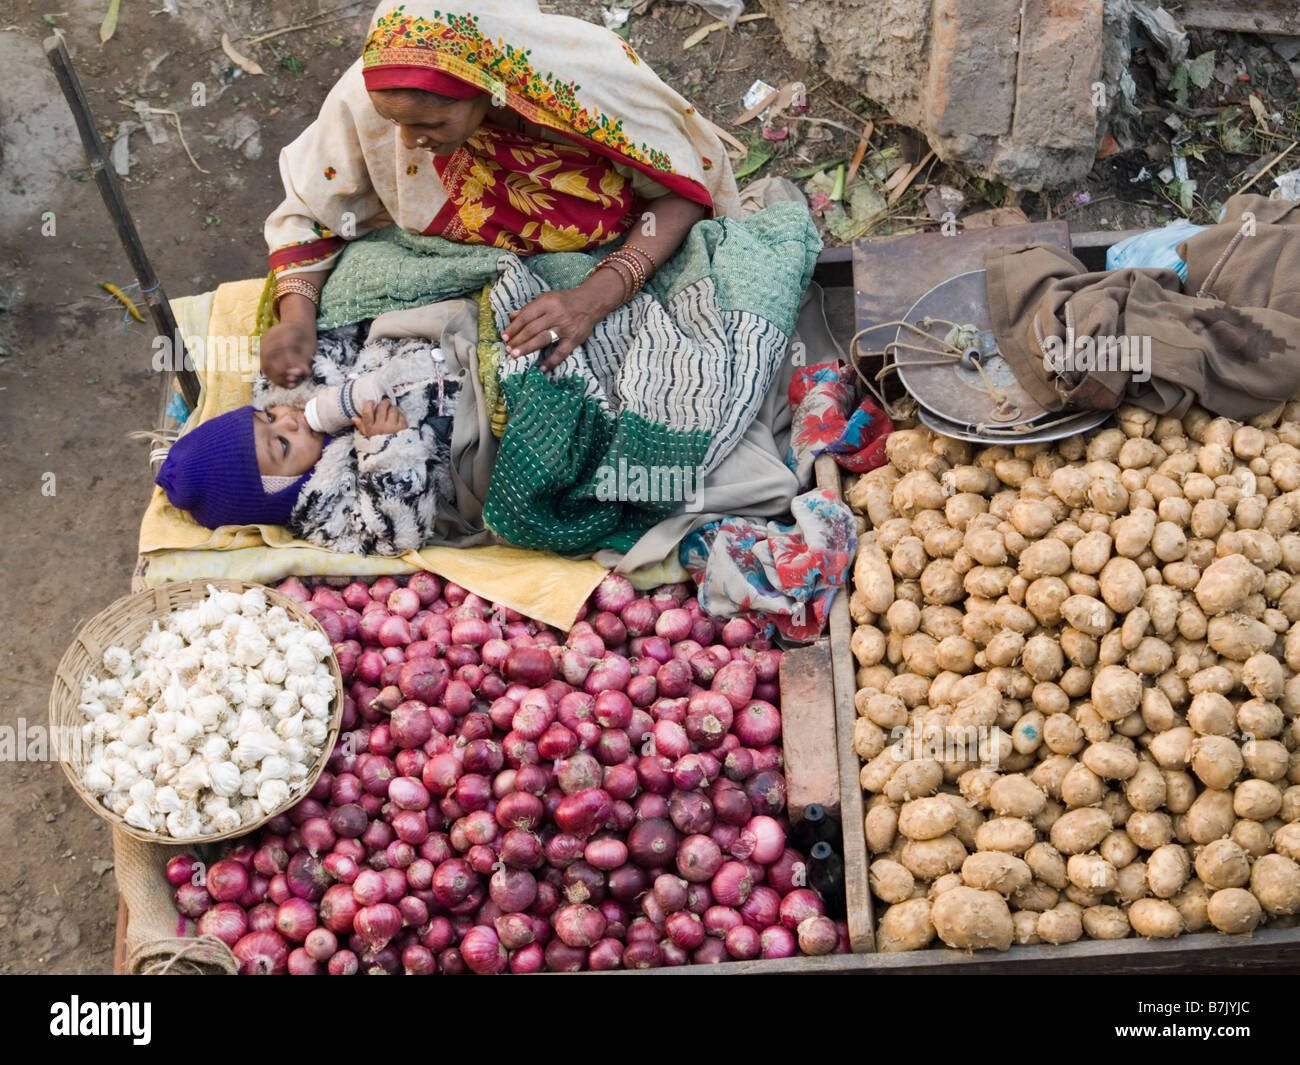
887,149,935,205
963,206,1030,229
221,33,265,76
706,119,748,158
683,11,768,50
1095,134,1120,160
99,0,120,44
1249,94,1270,130
734,89,778,126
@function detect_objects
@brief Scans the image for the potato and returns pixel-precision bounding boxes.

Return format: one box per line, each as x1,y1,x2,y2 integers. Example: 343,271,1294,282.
865,803,899,854
1083,905,1131,940
1050,807,1113,855
1189,735,1244,790
900,834,968,879
1060,763,1105,808
1127,897,1184,938
1098,557,1146,614
1019,539,1072,579
987,774,1046,818
1012,910,1043,945
1011,878,1061,913
850,625,887,667
1233,778,1282,821
1100,829,1138,869
1163,882,1206,939
1207,614,1276,662
1243,737,1290,781
974,817,1036,855
1147,843,1191,899
884,759,944,802
1036,904,1084,945
1231,818,1273,858
891,537,928,579
936,793,984,851
1194,555,1265,615
1115,861,1152,905
1022,842,1067,891
1067,853,1118,894
1025,577,1071,625
1127,637,1174,677
1125,761,1168,812
1207,888,1262,934
876,898,936,952
930,887,1014,951
1250,853,1300,916
1195,839,1252,890
961,852,1032,896
1061,595,1116,637
870,859,916,905
1185,788,1236,844
930,873,964,899
920,559,964,605
1081,741,1140,781
1127,810,1174,851
854,544,895,614
897,796,958,841
1149,726,1196,768
852,717,886,761
1090,665,1142,721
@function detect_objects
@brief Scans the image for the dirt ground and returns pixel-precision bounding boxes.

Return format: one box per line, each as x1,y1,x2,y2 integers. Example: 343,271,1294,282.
1,0,1295,974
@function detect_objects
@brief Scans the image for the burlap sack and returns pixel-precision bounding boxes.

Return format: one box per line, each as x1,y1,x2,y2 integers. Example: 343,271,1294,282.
113,828,236,975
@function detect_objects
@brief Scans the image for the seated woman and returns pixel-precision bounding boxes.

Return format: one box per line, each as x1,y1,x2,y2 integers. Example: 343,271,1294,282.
260,0,741,388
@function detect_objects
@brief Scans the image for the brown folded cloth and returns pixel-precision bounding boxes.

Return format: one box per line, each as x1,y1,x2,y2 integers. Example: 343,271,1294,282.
986,194,1300,420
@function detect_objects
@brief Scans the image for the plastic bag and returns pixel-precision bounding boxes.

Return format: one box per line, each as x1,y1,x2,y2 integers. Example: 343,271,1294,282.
667,0,745,28
1105,221,1206,283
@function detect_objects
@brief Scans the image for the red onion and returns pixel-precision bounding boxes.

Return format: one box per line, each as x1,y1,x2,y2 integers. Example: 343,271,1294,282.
322,884,364,931
653,873,689,913
734,700,782,747
742,815,786,864
542,939,585,972
489,867,538,913
503,646,554,687
584,838,628,870
593,574,636,613
450,616,493,646
328,949,359,975
744,770,787,817
607,863,649,903
233,930,290,975
796,914,837,956
302,926,337,962
388,776,431,812
275,898,316,943
277,577,311,603
586,937,624,971
421,753,462,796
676,834,723,883
623,941,662,969
634,793,669,820
656,660,692,698
561,861,607,906
206,860,249,903
174,883,211,919
299,817,336,857
432,859,475,907
555,903,607,947
665,909,706,950
246,902,278,933
354,903,402,951
780,888,825,930
594,729,631,766
554,788,613,838
704,905,743,938
712,785,752,828
592,611,628,648
669,791,714,836
725,923,761,959
461,926,508,974
659,939,689,966
454,774,492,812
268,875,292,905
237,874,270,908
740,884,781,931
197,903,246,947
759,924,797,959
583,652,632,696
398,895,428,928
387,840,416,869
166,854,200,886
504,942,542,973
398,943,434,974
711,860,755,908
653,607,692,643
594,690,634,729
627,818,679,868
353,869,388,907
462,738,504,775
378,615,412,648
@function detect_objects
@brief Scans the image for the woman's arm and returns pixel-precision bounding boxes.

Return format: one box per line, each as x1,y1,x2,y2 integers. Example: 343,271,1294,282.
260,268,332,388
502,192,708,370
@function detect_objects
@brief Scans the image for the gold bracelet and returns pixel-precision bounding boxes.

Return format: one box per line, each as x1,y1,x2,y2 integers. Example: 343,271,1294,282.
622,244,658,273
604,249,646,295
273,276,321,314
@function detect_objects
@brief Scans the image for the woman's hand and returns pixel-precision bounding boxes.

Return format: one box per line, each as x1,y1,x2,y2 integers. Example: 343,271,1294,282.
502,283,613,371
260,319,317,388
351,398,408,438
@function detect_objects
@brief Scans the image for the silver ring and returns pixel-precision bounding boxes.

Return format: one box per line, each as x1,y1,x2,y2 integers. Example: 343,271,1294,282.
548,328,560,345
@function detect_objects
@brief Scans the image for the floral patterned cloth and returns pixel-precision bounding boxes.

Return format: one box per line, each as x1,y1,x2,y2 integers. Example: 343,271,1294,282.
787,361,893,483
266,0,742,276
680,489,857,640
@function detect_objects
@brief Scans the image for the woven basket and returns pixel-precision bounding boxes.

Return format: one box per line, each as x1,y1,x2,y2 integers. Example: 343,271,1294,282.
50,579,343,846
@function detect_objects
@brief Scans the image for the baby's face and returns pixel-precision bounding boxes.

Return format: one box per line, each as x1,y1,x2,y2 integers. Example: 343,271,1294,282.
254,406,324,476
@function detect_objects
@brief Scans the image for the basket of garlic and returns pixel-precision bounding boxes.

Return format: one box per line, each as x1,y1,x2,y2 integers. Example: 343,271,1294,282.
50,579,344,844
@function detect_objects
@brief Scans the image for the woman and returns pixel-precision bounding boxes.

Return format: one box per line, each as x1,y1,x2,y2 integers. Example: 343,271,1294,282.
261,0,741,387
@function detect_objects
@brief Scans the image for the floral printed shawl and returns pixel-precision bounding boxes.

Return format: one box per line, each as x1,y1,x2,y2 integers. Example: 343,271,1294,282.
266,0,741,274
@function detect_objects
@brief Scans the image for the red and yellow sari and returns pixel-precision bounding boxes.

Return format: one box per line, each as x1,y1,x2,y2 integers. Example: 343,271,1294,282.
267,0,741,276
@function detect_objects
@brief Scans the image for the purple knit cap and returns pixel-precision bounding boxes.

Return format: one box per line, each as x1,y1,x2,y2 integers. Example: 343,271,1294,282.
156,406,309,529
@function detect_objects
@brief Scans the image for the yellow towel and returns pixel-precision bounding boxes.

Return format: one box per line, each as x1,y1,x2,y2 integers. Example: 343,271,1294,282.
138,279,606,630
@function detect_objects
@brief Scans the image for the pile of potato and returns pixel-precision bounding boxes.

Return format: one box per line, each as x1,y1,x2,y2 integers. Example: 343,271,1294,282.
844,403,1300,951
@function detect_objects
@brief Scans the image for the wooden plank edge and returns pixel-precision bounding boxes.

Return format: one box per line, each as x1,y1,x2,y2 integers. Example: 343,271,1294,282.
113,897,128,975
815,453,874,952
602,926,1300,974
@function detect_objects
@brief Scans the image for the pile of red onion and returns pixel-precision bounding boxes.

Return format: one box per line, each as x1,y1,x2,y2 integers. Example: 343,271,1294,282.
170,573,848,973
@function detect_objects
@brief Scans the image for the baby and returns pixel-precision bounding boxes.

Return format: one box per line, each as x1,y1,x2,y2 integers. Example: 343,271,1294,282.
156,324,458,556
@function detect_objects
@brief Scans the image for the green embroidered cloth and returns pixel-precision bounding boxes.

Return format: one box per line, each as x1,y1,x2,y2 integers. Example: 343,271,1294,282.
316,204,821,554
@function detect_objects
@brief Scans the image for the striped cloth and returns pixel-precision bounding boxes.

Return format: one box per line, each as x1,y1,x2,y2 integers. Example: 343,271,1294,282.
485,203,820,553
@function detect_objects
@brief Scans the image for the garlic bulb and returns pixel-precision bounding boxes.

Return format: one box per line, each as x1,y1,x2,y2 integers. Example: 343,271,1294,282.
80,584,334,837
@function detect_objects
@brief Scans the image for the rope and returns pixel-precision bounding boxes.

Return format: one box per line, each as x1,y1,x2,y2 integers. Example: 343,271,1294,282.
129,935,237,976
